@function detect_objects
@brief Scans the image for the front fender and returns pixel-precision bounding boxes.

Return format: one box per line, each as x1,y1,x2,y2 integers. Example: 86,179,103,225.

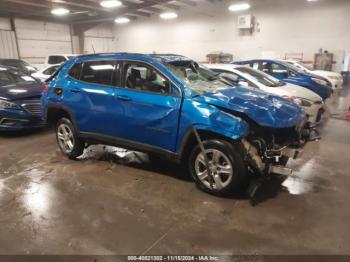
176,108,250,157
194,110,249,140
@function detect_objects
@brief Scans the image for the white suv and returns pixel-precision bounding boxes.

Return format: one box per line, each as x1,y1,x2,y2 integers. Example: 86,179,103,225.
44,54,77,67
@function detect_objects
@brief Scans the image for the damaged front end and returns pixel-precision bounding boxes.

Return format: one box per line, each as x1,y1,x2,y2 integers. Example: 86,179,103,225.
240,121,309,177
199,87,312,177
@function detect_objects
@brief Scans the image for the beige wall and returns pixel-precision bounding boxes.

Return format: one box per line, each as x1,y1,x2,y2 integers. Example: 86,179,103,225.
113,0,350,72
1,0,349,71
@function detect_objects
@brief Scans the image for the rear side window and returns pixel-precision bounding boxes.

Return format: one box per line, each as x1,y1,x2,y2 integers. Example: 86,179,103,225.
48,56,66,65
80,60,116,86
69,63,82,80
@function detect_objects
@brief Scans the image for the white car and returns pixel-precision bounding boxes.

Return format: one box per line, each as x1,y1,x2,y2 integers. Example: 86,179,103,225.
284,59,343,90
206,64,325,125
31,64,61,82
45,54,77,67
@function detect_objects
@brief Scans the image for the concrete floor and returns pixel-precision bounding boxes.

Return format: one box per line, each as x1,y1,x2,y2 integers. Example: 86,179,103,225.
1,86,350,255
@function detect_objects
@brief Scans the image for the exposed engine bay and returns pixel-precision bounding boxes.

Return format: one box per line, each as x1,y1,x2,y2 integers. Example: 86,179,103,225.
241,121,311,177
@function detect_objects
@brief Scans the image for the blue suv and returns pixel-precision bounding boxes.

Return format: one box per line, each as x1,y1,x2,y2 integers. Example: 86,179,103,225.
42,53,308,195
232,59,332,100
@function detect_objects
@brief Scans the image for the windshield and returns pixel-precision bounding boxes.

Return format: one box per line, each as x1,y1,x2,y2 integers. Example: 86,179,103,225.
236,67,285,87
161,60,231,95
67,56,76,60
0,68,37,86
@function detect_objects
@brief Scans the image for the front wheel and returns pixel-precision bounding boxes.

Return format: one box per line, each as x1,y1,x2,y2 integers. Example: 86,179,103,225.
189,140,247,196
56,118,84,159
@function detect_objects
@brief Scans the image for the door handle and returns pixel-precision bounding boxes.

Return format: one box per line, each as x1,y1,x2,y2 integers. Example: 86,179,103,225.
54,87,63,95
70,88,80,93
116,95,132,101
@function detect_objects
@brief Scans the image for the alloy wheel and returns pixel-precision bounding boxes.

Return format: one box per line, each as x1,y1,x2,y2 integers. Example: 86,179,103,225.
57,123,75,154
194,149,234,190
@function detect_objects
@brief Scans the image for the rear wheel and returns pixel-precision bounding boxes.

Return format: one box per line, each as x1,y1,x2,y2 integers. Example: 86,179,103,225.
56,118,84,159
189,140,247,196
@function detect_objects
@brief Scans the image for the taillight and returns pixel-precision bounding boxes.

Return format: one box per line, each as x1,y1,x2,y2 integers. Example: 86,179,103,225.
42,84,49,93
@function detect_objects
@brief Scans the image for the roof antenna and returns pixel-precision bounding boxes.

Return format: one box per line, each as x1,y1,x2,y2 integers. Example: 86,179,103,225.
92,43,96,54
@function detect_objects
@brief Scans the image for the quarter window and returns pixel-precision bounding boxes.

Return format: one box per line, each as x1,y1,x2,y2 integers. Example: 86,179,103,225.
43,66,59,76
123,63,170,94
81,61,116,86
69,63,82,80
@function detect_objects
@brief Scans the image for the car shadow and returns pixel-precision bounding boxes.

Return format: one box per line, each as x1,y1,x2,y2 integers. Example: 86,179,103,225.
79,145,288,204
79,145,192,182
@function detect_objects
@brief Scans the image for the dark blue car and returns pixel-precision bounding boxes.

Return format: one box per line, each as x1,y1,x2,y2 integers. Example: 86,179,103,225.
42,53,309,196
232,59,332,100
0,66,44,131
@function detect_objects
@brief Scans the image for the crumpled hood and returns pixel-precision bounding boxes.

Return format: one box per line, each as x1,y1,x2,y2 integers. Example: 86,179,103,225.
0,83,42,101
198,87,306,128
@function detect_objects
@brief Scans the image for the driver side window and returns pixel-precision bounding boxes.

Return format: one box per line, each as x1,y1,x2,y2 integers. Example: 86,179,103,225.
123,63,170,95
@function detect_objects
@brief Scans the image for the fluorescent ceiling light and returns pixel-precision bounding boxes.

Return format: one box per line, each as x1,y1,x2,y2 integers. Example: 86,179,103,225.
228,3,251,12
160,12,178,20
115,17,130,24
307,0,319,2
100,0,122,8
51,7,70,16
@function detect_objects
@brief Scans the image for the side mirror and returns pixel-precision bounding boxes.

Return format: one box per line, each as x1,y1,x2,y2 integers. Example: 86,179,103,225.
238,80,249,87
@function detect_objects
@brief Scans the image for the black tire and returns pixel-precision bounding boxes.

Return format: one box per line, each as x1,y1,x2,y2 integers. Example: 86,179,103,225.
189,139,247,196
56,117,84,159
